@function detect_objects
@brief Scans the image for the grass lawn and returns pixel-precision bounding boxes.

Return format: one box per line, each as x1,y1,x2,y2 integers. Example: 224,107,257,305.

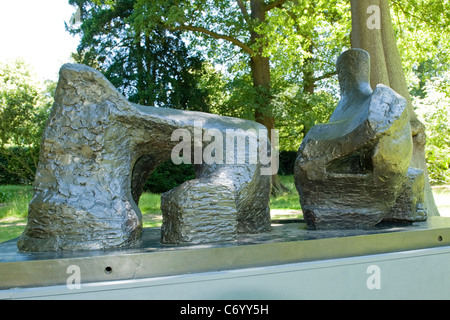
0,185,166,243
139,192,163,228
0,176,449,244
0,185,33,243
269,175,302,220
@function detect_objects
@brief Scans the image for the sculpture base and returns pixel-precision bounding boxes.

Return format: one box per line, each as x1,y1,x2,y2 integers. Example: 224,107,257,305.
1,217,450,295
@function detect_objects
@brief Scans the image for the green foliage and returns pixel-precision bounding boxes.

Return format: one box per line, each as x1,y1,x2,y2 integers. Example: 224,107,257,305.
0,60,51,147
68,0,210,111
272,86,337,151
415,75,450,185
278,151,297,175
0,191,11,203
269,175,300,210
0,185,33,219
389,0,450,185
0,60,52,183
3,0,448,189
0,148,38,184
207,72,258,120
391,0,450,95
131,0,348,136
138,192,161,214
143,160,195,194
266,0,351,82
0,185,33,243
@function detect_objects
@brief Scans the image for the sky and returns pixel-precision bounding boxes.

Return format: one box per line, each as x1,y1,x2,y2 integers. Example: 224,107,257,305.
0,0,80,82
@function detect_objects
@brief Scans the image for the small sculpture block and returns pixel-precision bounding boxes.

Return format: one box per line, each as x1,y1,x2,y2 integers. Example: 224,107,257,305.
17,64,271,251
294,49,426,230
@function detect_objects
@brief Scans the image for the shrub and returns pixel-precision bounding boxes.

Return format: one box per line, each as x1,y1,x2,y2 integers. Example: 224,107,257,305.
0,147,37,185
143,160,195,194
278,151,298,175
0,190,11,203
0,59,52,184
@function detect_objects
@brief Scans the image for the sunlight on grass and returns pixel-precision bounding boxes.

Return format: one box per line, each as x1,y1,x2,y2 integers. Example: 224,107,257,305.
0,185,33,219
270,175,301,210
138,192,161,214
433,186,450,217
0,217,27,243
138,192,163,228
0,185,32,243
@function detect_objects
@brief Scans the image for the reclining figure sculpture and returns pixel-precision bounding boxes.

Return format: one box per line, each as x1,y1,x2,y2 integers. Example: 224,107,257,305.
18,64,272,252
295,49,427,230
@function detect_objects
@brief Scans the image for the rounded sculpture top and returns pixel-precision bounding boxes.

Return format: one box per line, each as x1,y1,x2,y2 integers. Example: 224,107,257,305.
336,48,371,95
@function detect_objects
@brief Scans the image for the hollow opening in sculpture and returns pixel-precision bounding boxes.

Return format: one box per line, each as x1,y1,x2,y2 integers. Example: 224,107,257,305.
326,146,374,175
131,154,195,207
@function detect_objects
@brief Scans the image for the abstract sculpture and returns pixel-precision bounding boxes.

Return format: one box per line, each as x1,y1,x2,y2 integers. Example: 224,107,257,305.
18,64,272,252
294,49,426,230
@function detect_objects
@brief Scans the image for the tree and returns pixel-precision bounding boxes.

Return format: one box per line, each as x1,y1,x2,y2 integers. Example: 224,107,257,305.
390,0,450,100
83,0,448,200
131,0,279,131
269,1,351,151
130,0,288,194
350,0,439,216
132,0,345,126
0,59,52,183
131,0,350,195
68,0,210,111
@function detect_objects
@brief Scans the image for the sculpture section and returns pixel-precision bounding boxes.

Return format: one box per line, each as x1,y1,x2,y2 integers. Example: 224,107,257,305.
294,49,427,230
17,64,272,252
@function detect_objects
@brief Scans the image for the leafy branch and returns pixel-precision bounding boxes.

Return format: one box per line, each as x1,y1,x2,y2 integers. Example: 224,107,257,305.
172,24,256,56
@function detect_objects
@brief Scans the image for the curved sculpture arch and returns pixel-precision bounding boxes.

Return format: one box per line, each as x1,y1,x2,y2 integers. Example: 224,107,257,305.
18,64,272,252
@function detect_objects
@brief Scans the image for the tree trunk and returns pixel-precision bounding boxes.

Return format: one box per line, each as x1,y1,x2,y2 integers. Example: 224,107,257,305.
303,45,316,94
350,0,439,216
250,0,289,196
250,0,273,131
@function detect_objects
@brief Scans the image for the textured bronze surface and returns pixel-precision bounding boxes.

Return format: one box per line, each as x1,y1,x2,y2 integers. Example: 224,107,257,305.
17,64,271,251
295,49,426,230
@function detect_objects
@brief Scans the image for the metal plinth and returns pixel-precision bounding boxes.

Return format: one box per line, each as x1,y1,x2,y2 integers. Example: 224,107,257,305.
1,217,450,294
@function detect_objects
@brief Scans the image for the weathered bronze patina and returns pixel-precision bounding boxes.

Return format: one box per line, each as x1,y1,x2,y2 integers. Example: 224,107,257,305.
295,49,427,230
18,64,271,252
